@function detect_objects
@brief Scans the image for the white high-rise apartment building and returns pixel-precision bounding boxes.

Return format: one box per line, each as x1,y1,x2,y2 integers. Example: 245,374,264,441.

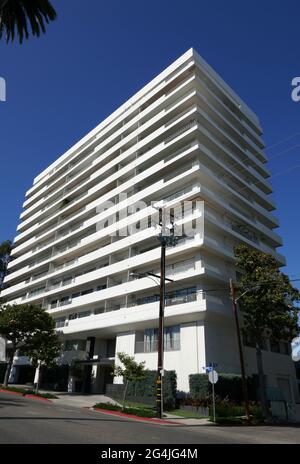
2,49,298,402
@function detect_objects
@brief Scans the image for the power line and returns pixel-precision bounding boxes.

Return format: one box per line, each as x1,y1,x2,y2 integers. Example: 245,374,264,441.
196,160,300,221
200,142,300,207
267,143,300,162
265,131,300,151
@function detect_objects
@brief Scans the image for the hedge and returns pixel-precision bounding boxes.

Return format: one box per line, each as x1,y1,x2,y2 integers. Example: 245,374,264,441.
189,373,257,402
110,370,177,410
210,402,263,419
0,363,7,383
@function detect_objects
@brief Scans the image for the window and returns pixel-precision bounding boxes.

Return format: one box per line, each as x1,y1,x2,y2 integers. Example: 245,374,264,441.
69,313,78,320
144,329,157,352
59,296,71,306
29,286,45,297
54,317,65,328
63,276,72,286
72,292,81,299
78,311,91,318
97,284,106,291
83,268,96,274
65,339,86,351
136,287,197,306
164,326,180,351
140,326,181,352
94,307,105,315
81,288,93,296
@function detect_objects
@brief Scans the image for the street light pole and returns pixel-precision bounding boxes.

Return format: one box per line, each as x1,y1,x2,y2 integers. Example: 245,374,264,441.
229,278,251,422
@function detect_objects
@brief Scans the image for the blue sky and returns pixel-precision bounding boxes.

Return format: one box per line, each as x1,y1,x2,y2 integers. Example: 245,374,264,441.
0,0,299,288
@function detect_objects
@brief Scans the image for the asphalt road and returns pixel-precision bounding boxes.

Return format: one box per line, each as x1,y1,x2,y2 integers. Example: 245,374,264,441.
0,391,300,444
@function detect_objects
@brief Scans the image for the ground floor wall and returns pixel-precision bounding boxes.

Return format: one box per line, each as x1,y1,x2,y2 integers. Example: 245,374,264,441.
113,319,299,402
4,317,298,406
244,346,300,403
114,321,206,392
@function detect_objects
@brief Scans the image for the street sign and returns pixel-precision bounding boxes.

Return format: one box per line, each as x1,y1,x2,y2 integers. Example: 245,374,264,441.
208,370,218,384
203,366,213,373
203,363,217,374
291,336,300,362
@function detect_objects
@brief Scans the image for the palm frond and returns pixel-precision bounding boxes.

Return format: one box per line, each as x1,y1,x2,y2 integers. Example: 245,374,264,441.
0,0,57,43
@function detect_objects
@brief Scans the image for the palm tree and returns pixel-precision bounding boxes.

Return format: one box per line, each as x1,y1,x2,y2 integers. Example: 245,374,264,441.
0,240,12,289
0,0,57,44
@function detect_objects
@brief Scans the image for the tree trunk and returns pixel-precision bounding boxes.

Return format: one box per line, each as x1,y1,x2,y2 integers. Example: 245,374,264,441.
255,344,272,421
122,379,129,411
3,352,14,387
35,362,41,395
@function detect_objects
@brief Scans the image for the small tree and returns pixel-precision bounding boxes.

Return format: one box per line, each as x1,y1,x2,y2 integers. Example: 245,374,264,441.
235,245,300,420
0,303,60,387
24,331,61,394
114,352,147,410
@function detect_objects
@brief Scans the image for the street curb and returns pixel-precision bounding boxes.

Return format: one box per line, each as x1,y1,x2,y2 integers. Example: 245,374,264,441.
0,388,52,403
25,394,52,403
0,388,23,397
92,407,181,425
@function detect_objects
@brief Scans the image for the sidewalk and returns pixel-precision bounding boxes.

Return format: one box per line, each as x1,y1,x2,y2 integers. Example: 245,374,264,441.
164,413,212,426
11,385,213,425
51,392,121,409
12,384,120,409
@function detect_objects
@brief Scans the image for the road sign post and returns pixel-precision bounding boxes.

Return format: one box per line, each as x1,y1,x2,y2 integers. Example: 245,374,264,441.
204,364,218,422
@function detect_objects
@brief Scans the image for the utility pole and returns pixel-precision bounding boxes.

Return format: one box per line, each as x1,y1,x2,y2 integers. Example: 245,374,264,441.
229,278,251,422
156,233,166,419
156,207,176,419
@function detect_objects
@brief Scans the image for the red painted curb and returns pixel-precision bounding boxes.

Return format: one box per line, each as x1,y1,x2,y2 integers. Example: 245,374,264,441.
0,388,23,397
25,394,52,403
0,389,52,403
93,407,180,425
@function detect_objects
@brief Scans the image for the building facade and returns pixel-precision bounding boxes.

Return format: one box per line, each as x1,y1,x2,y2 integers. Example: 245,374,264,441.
2,48,298,402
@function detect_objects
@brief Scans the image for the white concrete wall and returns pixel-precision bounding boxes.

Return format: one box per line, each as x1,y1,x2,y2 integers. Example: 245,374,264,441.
114,322,206,392
204,320,241,374
244,346,300,403
206,320,299,403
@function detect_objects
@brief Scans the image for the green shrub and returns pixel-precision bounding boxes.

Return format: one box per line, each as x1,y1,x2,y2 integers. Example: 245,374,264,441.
93,402,156,418
123,407,156,418
0,385,58,399
0,363,7,383
209,401,263,419
162,370,177,410
124,370,177,410
94,402,121,411
189,374,210,399
189,373,257,402
211,402,245,418
212,416,244,425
